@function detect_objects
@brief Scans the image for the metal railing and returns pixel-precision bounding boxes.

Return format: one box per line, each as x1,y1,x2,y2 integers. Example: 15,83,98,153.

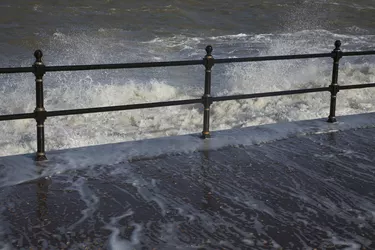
1,40,375,161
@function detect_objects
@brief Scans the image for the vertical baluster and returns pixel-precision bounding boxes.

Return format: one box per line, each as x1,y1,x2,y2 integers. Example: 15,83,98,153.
328,40,342,123
202,45,214,138
33,50,47,161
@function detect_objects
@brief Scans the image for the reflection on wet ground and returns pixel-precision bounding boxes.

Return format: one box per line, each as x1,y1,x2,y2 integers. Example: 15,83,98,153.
0,128,375,249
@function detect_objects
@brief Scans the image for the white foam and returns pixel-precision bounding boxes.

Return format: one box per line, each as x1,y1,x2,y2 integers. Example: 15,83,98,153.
209,33,249,40
67,177,100,230
1,30,375,158
330,237,362,250
104,210,143,250
1,111,375,189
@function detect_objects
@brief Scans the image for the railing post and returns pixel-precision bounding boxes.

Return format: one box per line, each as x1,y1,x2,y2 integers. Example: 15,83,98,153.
33,50,47,161
328,40,342,123
202,45,214,138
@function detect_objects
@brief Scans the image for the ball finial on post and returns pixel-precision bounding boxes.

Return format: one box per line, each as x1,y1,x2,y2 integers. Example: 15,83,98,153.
205,45,213,56
34,50,43,63
334,40,341,51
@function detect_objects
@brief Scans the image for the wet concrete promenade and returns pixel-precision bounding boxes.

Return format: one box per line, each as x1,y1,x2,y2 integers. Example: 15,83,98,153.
0,113,375,249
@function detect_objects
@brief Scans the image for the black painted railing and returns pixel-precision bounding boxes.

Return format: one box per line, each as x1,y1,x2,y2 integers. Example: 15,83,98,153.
1,40,375,161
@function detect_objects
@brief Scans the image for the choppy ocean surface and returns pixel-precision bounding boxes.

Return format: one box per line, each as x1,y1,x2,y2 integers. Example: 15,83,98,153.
0,0,375,156
1,1,375,249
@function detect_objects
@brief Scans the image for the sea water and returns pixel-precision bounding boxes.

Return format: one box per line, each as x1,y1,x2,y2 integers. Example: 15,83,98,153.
1,1,375,249
1,0,375,156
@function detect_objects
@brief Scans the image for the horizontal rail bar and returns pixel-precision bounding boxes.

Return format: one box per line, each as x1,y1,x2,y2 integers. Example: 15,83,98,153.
44,60,203,72
339,83,375,90
342,51,375,56
47,98,202,117
212,87,329,102
2,85,375,121
0,67,34,74
0,112,34,121
2,51,375,74
215,53,332,64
